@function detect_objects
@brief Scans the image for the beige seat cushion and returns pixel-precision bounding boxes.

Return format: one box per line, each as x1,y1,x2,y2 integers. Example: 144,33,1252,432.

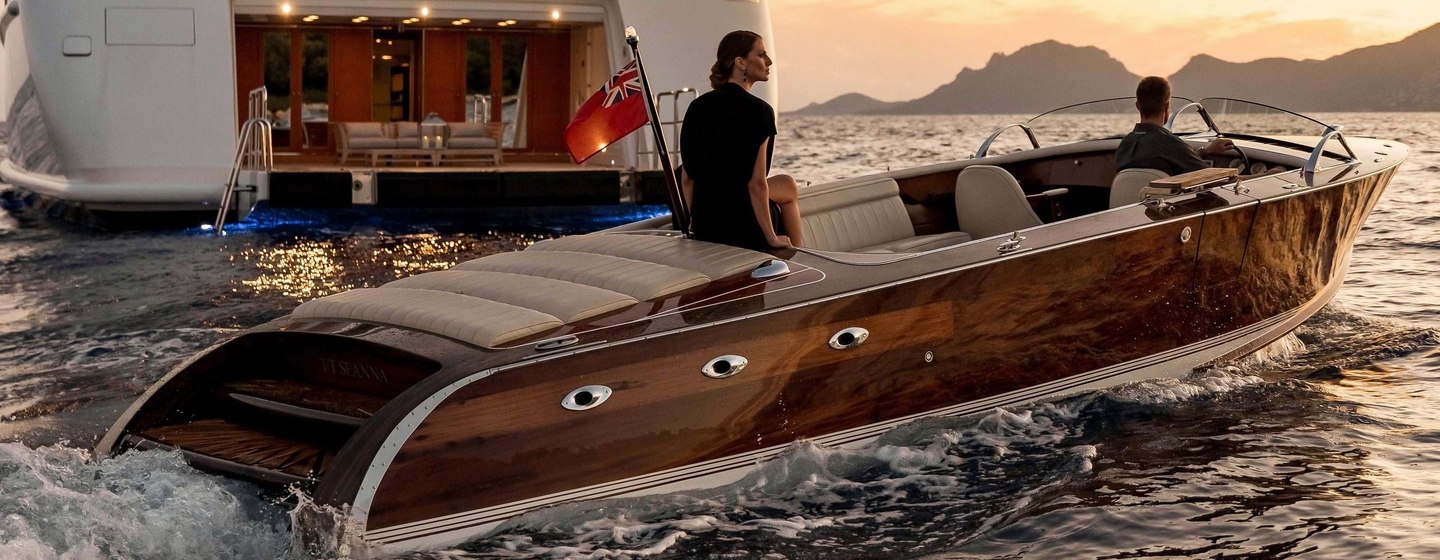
386,270,636,323
954,165,1042,239
293,288,562,348
455,251,709,301
447,137,498,149
392,122,422,148
345,122,387,138
1111,168,1169,208
347,137,398,149
448,122,489,137
855,231,972,254
528,234,772,280
798,178,919,252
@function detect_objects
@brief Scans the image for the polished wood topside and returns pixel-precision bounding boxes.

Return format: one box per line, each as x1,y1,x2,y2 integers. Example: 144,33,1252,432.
105,134,1408,547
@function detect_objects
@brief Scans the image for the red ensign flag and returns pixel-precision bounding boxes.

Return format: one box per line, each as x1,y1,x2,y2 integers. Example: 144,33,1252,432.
565,60,649,163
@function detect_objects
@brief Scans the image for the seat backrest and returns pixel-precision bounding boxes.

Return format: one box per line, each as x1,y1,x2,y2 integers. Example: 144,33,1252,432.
1110,168,1169,208
345,122,386,138
448,122,486,138
954,165,1041,240
392,121,421,138
797,178,916,252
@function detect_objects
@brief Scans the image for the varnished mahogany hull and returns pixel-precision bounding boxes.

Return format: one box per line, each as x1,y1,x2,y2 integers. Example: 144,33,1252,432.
341,166,1398,549
97,135,1403,555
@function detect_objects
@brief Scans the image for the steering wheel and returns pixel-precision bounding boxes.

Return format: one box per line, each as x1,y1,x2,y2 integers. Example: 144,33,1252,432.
1221,137,1250,173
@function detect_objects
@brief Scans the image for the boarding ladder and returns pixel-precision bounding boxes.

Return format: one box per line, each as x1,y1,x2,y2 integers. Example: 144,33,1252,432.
213,87,274,234
637,87,696,169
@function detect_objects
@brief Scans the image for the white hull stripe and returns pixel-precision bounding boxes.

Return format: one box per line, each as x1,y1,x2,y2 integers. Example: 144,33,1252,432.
366,304,1302,545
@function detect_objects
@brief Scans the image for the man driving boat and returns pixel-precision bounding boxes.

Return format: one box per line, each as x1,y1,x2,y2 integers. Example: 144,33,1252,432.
1116,76,1234,175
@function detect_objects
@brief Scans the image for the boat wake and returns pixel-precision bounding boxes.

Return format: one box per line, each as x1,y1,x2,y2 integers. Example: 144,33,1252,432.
0,444,289,559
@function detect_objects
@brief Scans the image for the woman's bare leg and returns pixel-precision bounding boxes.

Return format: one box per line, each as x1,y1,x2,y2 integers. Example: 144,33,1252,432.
767,174,804,247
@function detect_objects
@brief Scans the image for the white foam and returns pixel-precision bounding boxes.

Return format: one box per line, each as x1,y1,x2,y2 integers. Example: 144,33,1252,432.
0,444,289,559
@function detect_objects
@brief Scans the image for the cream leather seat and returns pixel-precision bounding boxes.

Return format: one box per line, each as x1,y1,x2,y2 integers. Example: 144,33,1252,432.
798,177,970,253
1111,168,1169,208
953,165,1042,240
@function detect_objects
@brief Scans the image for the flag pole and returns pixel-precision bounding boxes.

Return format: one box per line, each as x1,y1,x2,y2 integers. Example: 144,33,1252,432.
625,27,691,237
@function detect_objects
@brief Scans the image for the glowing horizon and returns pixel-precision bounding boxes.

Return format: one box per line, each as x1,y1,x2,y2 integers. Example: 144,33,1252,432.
769,0,1440,111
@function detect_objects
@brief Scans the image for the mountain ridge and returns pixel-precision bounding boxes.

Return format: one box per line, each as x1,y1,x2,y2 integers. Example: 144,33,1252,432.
785,23,1440,115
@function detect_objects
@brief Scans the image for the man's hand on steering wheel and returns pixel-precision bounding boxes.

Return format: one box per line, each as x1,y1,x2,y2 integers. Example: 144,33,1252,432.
1201,138,1236,156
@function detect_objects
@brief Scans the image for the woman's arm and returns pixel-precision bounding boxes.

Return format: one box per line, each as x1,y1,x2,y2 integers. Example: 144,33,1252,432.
681,167,693,209
748,139,790,248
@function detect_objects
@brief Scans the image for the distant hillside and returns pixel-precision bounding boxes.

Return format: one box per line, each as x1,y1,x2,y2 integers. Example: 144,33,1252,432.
785,93,899,116
878,41,1140,114
795,24,1440,114
1169,23,1440,111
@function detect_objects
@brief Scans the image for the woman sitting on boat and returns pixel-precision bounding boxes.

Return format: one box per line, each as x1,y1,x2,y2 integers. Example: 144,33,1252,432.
680,30,804,250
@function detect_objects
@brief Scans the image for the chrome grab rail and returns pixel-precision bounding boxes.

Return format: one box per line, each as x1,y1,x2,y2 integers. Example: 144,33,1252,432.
973,123,1039,158
1304,125,1357,176
638,87,696,168
214,87,273,234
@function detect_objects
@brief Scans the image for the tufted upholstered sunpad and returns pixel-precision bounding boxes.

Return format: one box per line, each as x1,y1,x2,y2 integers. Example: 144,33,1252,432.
289,233,774,348
454,251,709,301
527,234,773,280
385,270,637,324
293,288,564,348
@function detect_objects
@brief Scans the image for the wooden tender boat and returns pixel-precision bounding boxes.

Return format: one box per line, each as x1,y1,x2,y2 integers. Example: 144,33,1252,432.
96,98,1406,555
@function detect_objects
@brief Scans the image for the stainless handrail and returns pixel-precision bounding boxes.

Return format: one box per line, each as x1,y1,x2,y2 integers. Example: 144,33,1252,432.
1304,125,1357,176
638,87,696,168
214,87,273,234
974,123,1039,158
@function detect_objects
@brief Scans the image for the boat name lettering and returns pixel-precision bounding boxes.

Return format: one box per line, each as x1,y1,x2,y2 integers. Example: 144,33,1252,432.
319,357,391,383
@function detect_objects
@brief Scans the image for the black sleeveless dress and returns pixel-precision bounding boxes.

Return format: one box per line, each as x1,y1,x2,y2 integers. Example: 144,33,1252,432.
680,83,777,251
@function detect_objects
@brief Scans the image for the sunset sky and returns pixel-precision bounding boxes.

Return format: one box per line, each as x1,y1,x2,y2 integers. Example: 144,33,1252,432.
768,0,1440,111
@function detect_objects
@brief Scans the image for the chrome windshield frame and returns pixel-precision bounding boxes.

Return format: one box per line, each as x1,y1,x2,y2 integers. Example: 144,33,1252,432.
1197,97,1357,174
973,96,1196,158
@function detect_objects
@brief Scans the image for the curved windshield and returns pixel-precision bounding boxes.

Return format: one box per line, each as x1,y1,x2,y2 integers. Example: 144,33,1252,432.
976,97,1194,157
1025,97,1194,146
1198,97,1333,139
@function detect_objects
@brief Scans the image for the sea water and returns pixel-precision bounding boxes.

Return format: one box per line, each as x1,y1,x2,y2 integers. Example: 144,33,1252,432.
0,114,1436,559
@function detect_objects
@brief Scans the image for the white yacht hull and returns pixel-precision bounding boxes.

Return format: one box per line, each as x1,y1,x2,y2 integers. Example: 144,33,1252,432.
1,0,775,214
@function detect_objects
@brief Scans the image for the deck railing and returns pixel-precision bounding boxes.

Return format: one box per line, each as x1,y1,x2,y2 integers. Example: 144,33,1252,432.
214,87,273,234
637,87,696,169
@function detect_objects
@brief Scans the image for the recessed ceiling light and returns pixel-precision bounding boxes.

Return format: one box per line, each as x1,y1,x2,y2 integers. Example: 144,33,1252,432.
303,15,318,22
452,20,465,25
420,6,430,17
280,3,293,15
352,16,369,23
381,55,393,60
505,19,516,24
550,10,560,20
